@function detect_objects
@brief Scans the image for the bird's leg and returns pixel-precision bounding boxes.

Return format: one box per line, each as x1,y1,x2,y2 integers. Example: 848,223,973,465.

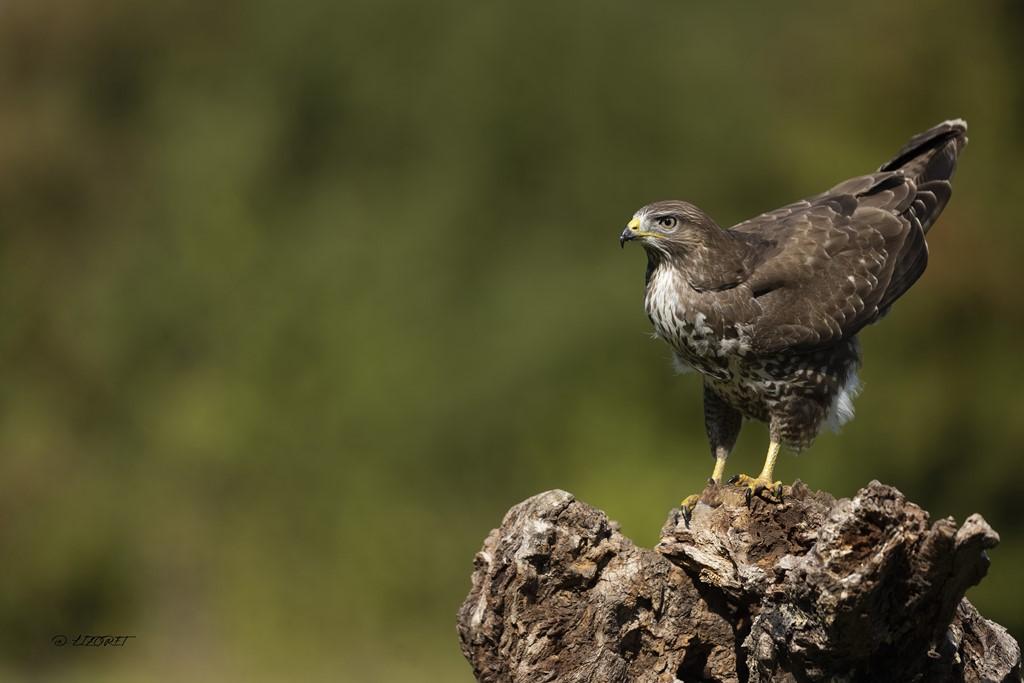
728,440,784,507
710,454,728,485
680,384,741,523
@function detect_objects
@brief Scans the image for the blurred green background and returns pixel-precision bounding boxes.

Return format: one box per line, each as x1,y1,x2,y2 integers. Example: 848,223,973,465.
2,0,1022,680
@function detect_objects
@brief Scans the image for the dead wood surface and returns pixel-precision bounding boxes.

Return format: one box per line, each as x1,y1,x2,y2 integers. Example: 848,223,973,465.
457,481,1021,682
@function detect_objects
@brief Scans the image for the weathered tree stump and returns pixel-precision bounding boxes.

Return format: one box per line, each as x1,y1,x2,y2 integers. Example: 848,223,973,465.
457,481,1021,682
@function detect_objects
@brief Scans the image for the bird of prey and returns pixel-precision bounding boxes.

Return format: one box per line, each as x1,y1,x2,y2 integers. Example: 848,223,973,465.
620,120,967,519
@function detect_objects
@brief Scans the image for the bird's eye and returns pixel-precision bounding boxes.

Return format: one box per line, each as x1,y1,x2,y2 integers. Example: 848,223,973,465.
658,216,677,229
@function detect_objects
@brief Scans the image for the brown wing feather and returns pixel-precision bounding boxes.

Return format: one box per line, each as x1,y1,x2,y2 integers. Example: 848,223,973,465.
734,188,909,353
728,120,966,353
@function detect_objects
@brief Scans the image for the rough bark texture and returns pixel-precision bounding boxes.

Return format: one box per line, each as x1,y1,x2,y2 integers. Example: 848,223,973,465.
458,481,1021,683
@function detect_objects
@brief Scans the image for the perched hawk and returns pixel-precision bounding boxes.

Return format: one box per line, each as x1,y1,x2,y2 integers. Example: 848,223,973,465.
620,120,967,519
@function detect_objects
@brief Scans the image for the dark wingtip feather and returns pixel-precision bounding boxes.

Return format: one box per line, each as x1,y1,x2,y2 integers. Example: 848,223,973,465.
866,121,968,317
879,119,968,182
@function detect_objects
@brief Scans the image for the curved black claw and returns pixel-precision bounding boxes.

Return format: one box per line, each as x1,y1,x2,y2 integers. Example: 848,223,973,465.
730,474,784,508
679,493,701,527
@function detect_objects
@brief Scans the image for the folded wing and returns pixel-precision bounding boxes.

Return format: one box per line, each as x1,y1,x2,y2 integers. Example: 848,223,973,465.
729,120,966,353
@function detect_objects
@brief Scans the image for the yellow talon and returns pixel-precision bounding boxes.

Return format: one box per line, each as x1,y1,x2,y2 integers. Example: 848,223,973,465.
680,456,729,524
728,441,784,506
728,473,784,506
680,493,701,509
679,493,700,525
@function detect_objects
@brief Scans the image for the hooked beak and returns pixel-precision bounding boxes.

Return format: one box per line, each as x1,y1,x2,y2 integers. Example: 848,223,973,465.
620,217,642,247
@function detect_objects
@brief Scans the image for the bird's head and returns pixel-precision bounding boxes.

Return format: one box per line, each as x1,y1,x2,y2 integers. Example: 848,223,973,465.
619,200,718,254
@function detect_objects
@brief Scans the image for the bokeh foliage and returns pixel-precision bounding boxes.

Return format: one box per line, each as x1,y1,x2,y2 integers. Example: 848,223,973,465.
1,1,1022,680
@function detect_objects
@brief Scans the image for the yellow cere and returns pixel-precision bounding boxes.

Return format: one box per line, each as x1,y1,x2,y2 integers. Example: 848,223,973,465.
627,216,666,239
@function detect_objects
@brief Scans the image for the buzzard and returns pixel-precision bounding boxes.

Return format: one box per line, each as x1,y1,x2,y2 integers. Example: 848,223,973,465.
620,120,967,519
